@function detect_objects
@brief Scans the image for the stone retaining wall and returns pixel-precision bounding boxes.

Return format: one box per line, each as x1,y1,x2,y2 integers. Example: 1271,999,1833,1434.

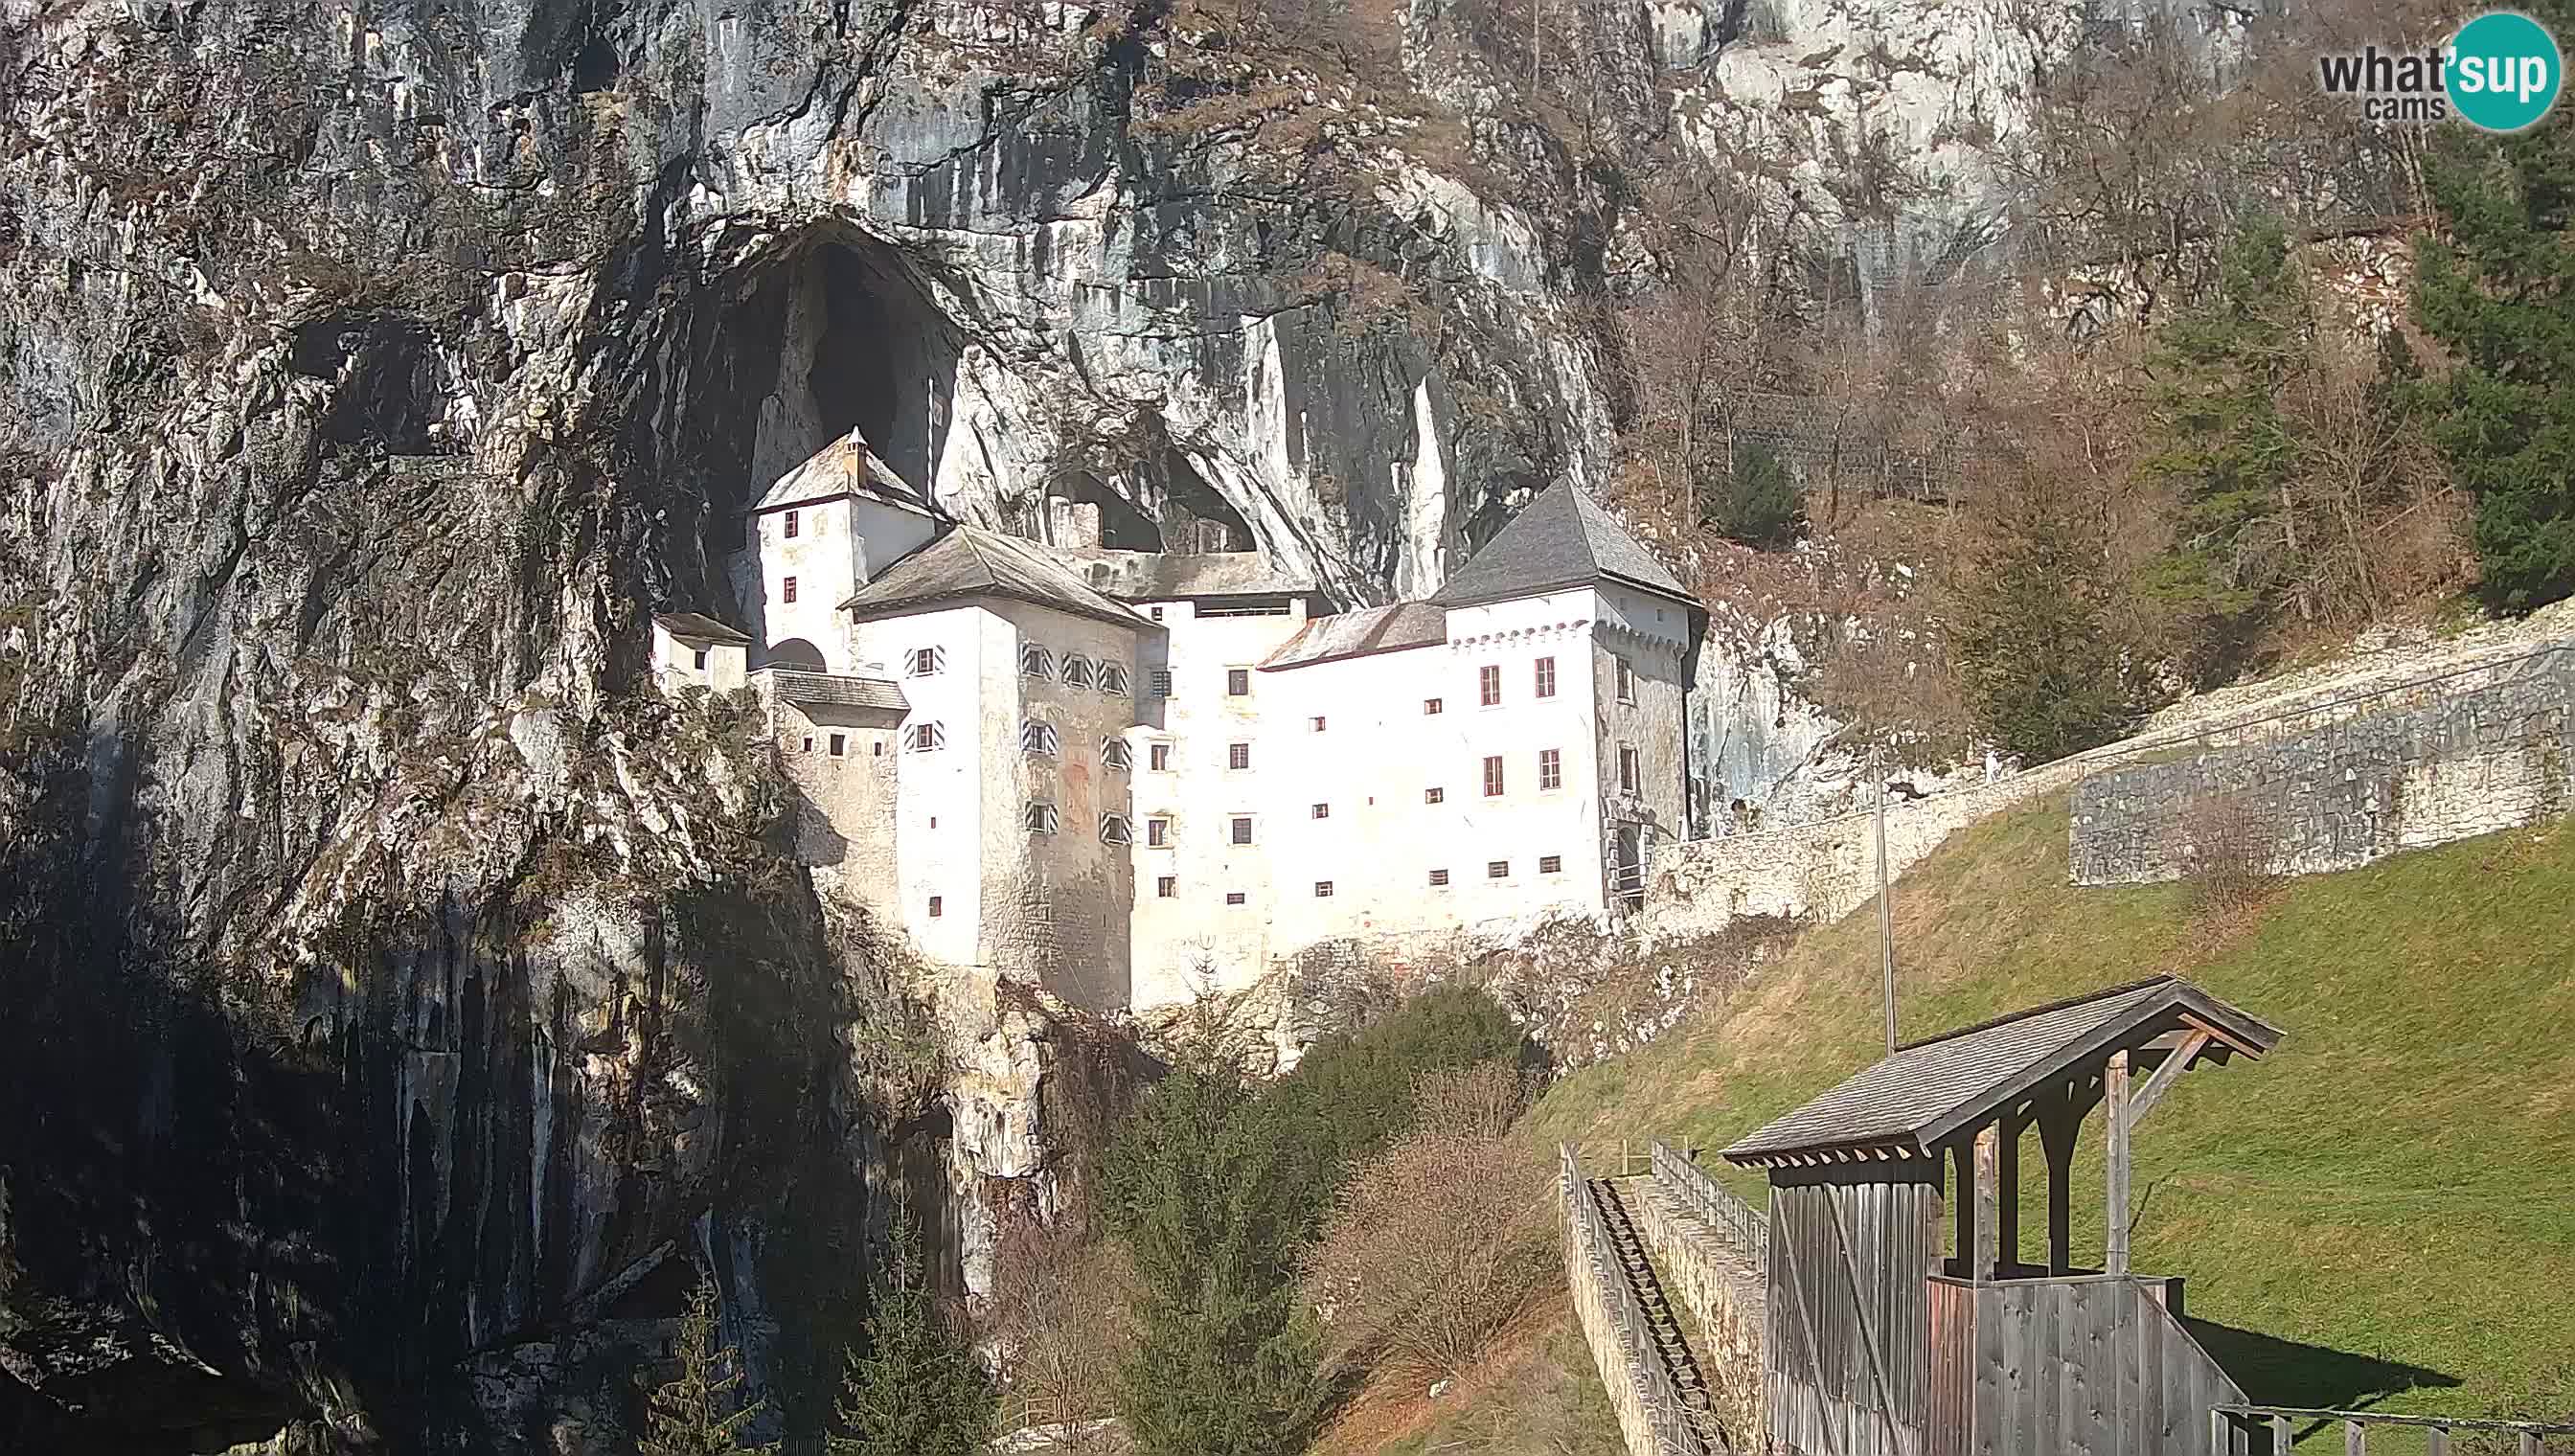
1565,1208,1667,1456
1622,1176,1766,1439
2070,648,2575,885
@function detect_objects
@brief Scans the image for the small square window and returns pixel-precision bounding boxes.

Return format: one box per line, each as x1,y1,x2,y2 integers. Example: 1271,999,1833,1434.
1487,860,1509,879
927,895,943,918
1479,664,1501,707
1026,803,1060,834
1428,869,1449,887
1151,670,1174,696
829,733,847,757
1482,756,1504,797
1150,742,1173,771
1535,655,1557,698
1100,813,1133,846
1425,786,1444,804
1149,817,1171,848
907,647,946,677
1310,803,1329,819
1230,816,1253,846
783,576,799,604
874,741,884,757
1157,876,1176,898
784,510,800,539
1540,748,1562,791
1151,605,1165,621
1227,668,1250,696
1424,697,1443,715
1540,854,1563,875
1228,742,1251,771
1225,891,1247,906
1310,716,1327,733
802,735,814,753
692,648,709,670
1314,881,1334,898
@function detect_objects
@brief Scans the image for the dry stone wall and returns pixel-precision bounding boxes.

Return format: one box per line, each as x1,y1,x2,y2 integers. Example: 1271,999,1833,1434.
2070,647,2575,885
1623,1176,1766,1438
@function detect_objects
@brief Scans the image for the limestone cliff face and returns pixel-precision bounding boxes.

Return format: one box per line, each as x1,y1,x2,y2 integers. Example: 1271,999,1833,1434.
0,0,2305,1446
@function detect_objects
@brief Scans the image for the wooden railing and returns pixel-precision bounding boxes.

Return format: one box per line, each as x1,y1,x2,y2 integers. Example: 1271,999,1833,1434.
1651,1139,1769,1271
1561,1144,1715,1456
2211,1405,2575,1454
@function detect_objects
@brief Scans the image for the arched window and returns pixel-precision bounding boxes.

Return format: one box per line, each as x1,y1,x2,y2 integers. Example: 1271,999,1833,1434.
1020,720,1060,757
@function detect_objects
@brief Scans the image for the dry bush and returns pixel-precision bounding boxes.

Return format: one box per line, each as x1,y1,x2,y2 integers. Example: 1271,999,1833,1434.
989,1209,1140,1448
1300,1061,1554,1384
2179,789,2283,914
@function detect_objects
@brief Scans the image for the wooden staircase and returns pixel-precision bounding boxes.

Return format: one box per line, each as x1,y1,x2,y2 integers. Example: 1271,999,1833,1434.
1590,1177,1730,1453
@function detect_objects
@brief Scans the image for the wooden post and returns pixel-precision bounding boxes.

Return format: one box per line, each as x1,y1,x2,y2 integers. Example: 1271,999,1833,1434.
2106,1050,2132,1276
2271,1415,2292,1454
2518,1432,2541,1456
2038,1088,2080,1275
2208,1408,2229,1456
1973,1123,2002,1282
1995,1112,2022,1276
2426,1426,2449,1456
2345,1420,2366,1455
1950,1139,1977,1279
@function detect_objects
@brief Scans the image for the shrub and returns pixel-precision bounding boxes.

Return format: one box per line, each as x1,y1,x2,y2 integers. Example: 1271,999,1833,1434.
2178,790,2280,914
1703,442,1802,547
1300,1062,1551,1382
1273,983,1535,1194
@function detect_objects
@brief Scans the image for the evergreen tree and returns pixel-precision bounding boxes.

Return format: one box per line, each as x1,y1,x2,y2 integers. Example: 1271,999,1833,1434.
1104,1064,1326,1456
1703,442,1803,547
2138,217,2307,680
1951,482,2148,762
639,1273,765,1456
828,1195,996,1456
2413,16,2575,611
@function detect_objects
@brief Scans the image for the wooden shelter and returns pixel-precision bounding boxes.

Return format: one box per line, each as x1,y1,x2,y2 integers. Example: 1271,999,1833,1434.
1721,976,2284,1456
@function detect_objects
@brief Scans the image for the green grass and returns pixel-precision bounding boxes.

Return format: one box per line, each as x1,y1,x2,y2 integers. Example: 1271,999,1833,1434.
1527,799,2575,1444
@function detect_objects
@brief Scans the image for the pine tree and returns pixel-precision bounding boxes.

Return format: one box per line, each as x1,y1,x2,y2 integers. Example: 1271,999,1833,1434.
829,1195,996,1456
1103,1065,1327,1456
2137,217,2307,680
1950,481,2148,762
2413,7,2575,612
638,1273,765,1456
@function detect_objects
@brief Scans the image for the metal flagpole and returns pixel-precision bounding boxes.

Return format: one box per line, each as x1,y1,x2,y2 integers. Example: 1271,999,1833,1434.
1877,751,1896,1054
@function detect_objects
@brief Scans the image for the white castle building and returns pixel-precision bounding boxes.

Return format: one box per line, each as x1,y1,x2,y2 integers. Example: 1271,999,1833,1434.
651,428,1704,1014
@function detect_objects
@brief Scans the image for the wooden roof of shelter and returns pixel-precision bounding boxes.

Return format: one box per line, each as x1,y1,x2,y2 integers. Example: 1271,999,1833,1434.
1721,976,2282,1168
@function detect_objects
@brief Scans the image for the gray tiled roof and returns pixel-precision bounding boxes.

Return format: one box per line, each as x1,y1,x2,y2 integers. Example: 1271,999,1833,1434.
752,429,939,515
757,669,908,713
1052,549,1319,602
1721,976,2283,1164
840,529,1158,633
1429,482,1696,610
1260,602,1448,671
654,611,751,645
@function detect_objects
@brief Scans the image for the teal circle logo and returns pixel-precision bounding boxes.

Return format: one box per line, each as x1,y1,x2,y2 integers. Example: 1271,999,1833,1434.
2447,11,2563,132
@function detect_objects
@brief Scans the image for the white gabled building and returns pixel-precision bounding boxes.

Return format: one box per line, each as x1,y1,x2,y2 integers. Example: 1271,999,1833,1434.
660,448,1702,1018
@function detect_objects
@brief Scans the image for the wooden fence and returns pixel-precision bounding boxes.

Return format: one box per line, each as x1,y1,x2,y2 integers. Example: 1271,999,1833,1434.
1562,1144,1716,1456
1923,1272,2243,1456
2211,1405,2575,1455
1652,1140,1769,1270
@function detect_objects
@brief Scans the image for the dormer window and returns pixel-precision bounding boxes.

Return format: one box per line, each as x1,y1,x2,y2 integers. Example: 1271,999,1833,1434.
1103,739,1133,771
784,510,800,539
1062,655,1095,690
906,647,946,677
1021,645,1054,680
1021,720,1061,757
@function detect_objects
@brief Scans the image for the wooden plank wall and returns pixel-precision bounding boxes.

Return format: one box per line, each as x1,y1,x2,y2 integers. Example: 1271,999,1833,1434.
1925,1274,2245,1456
1765,1173,1941,1456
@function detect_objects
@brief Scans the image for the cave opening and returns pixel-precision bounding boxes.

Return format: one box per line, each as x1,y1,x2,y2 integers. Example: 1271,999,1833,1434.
289,319,451,455
1152,445,1251,553
748,231,960,505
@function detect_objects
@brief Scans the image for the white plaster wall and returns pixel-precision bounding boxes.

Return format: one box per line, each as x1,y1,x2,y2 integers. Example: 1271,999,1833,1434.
856,604,989,967
649,626,747,694
1436,589,1616,926
750,496,861,671
1124,598,1313,1007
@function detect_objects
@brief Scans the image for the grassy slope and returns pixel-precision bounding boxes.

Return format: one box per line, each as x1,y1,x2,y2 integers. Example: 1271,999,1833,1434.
1526,798,2575,1440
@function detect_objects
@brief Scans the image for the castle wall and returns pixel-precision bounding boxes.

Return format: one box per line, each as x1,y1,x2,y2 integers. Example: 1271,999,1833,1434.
750,496,862,671
856,604,990,967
